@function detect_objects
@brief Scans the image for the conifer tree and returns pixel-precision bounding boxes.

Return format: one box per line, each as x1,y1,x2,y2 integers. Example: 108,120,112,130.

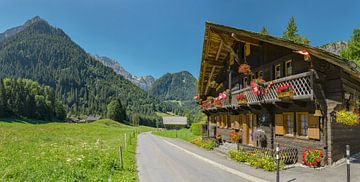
341,29,360,65
260,26,269,35
282,16,310,45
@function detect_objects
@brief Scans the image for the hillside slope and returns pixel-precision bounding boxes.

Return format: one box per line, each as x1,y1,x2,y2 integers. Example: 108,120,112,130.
0,17,176,120
149,71,197,101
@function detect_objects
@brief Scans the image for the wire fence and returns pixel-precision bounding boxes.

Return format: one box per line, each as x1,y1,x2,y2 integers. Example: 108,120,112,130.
237,143,298,164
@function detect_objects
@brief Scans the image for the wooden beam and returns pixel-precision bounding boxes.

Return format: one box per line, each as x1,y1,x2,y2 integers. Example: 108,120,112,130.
203,59,225,67
231,33,260,46
205,66,216,95
215,40,223,61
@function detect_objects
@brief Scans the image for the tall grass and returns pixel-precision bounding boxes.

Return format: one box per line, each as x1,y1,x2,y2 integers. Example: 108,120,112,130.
0,119,145,181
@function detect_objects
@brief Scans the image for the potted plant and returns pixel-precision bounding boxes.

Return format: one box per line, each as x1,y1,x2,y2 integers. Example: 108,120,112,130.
238,64,251,75
302,148,324,168
276,84,294,99
335,110,359,126
250,78,266,95
236,93,247,105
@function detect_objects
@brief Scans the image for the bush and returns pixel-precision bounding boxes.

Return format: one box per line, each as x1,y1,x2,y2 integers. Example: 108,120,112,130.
191,123,204,136
190,137,215,150
228,150,283,171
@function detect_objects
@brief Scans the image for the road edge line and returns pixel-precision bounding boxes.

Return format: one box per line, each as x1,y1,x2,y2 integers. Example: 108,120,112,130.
162,139,269,182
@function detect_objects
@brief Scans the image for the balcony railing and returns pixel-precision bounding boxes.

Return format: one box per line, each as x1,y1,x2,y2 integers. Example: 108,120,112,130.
230,71,314,106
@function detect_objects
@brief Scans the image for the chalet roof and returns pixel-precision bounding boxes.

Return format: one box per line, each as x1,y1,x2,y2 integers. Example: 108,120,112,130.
86,116,101,121
198,22,360,98
162,117,187,125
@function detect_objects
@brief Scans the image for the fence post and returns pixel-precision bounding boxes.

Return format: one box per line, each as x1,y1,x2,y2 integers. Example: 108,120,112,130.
346,145,350,182
176,130,178,138
129,133,132,145
119,146,124,169
124,134,127,150
276,143,280,182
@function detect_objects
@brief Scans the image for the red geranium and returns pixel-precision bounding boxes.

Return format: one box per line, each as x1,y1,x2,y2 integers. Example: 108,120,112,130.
238,64,251,74
236,93,246,101
228,130,241,142
276,84,293,94
302,147,324,168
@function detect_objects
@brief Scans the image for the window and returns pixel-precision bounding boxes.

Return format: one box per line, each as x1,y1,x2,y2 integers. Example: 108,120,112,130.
284,112,294,135
251,74,256,81
296,112,309,137
258,71,263,79
285,60,293,76
274,64,281,79
243,77,248,87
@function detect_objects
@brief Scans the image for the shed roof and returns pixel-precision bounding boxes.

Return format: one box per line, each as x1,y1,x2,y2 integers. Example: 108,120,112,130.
198,22,360,98
162,117,187,125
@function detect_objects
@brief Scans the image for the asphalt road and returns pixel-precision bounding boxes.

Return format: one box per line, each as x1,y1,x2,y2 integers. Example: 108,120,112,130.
136,132,253,182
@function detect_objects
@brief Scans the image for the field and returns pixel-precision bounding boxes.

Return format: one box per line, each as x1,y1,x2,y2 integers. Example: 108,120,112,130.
0,118,151,181
153,128,196,142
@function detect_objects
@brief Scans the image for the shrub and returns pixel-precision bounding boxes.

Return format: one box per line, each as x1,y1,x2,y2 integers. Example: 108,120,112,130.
191,123,204,136
302,148,324,168
190,137,215,150
228,149,283,171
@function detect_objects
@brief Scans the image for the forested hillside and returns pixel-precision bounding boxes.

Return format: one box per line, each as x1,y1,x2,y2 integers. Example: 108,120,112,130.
149,71,197,101
0,78,66,120
0,17,183,124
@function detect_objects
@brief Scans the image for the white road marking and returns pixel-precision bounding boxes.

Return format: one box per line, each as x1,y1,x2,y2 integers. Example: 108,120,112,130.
162,139,269,182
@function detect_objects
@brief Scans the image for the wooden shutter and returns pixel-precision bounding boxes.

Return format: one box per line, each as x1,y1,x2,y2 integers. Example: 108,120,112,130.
308,115,320,140
275,114,284,135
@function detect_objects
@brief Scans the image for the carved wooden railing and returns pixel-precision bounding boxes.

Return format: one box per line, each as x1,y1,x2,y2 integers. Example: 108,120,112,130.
231,71,314,106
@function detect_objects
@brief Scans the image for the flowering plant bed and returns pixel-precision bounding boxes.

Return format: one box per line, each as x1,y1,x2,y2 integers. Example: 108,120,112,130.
236,93,247,105
336,110,359,126
229,150,284,171
276,84,294,99
302,148,324,168
228,130,241,143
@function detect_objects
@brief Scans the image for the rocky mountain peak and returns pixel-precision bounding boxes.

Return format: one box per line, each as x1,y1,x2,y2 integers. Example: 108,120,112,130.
92,55,156,90
319,41,348,55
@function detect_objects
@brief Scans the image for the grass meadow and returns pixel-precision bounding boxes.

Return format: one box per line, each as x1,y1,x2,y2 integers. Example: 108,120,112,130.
0,118,151,181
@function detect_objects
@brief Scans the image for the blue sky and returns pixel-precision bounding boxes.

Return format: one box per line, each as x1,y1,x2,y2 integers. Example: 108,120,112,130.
0,0,359,78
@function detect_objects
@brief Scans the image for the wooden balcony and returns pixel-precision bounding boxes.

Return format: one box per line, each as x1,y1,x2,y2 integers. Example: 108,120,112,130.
230,71,314,106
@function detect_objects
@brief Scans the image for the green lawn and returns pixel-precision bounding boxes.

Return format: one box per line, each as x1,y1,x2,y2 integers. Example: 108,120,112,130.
153,128,196,142
0,118,149,181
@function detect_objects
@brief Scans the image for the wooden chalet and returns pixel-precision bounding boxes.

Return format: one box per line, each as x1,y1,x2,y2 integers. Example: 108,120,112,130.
198,22,360,164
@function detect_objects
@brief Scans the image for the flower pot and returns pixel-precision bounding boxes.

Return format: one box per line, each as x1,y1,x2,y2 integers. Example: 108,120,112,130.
238,99,247,105
278,91,294,100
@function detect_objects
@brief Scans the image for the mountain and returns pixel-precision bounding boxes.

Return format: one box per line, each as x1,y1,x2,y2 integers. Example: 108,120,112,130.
0,16,44,42
0,16,181,124
92,55,155,90
149,71,197,101
319,41,348,55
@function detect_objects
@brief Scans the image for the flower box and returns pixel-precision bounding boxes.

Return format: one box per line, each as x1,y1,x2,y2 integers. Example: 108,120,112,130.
277,91,294,99
238,99,247,105
276,84,294,100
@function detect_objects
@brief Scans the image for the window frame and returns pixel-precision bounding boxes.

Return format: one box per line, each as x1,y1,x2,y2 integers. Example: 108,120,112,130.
274,64,281,79
296,112,309,138
283,112,295,136
258,71,263,79
285,60,293,77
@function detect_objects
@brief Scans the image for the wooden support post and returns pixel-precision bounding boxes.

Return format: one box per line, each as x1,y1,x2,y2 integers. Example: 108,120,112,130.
124,134,127,150
347,145,350,182
119,146,124,169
